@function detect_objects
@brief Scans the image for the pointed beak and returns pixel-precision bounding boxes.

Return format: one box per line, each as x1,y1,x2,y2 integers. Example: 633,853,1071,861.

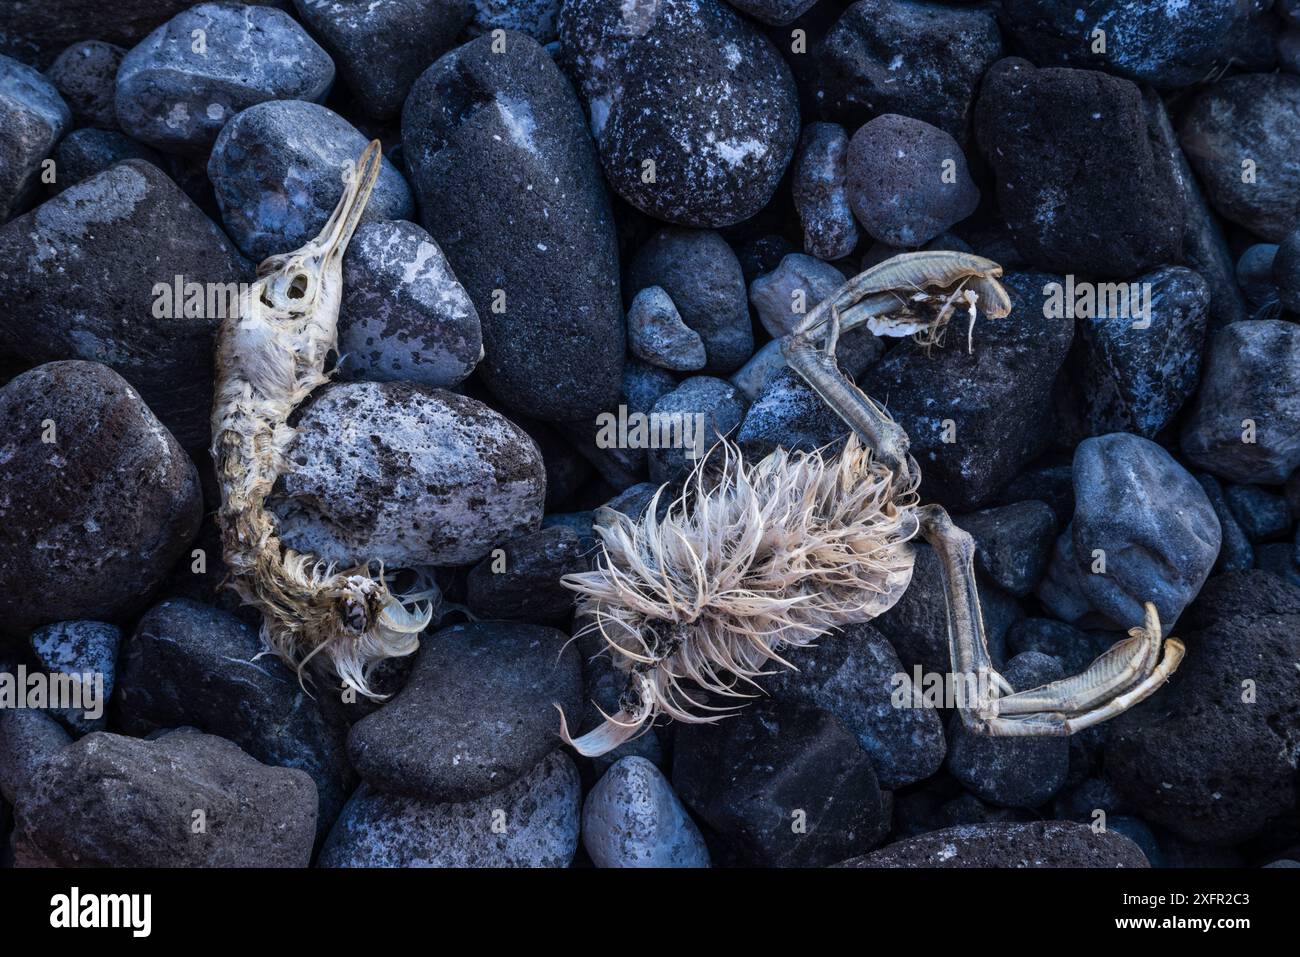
314,139,384,263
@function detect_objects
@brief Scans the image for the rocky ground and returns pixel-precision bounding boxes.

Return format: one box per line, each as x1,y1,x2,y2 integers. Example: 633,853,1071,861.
1,0,1299,868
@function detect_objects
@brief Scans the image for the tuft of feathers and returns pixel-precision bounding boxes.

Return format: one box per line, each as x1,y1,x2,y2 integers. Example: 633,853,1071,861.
559,435,921,756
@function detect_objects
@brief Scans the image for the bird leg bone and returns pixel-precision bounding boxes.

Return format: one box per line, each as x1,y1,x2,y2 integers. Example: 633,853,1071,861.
780,251,1184,736
781,251,1011,477
918,504,1185,735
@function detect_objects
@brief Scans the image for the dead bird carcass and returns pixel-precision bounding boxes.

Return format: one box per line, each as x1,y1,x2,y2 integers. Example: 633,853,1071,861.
560,251,1185,756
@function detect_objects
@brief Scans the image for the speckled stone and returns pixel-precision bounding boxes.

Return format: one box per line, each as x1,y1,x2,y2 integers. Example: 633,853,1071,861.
737,367,855,457
1181,320,1300,484
208,100,413,261
1075,266,1209,438
269,381,545,568
115,3,335,156
846,114,980,247
319,750,580,867
582,756,709,868
27,620,120,734
817,0,1002,140
791,122,859,261
44,40,124,129
292,0,469,119
749,253,846,339
468,0,560,42
337,220,481,389
1179,75,1300,243
403,30,624,422
626,285,706,372
0,362,202,634
867,270,1074,511
0,54,70,220
0,159,247,448
838,821,1149,867
346,622,582,802
1106,571,1300,845
975,58,1184,276
559,0,799,227
13,729,318,867
999,0,1275,89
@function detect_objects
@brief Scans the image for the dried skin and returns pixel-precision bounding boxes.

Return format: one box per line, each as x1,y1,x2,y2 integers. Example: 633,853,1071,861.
210,142,432,697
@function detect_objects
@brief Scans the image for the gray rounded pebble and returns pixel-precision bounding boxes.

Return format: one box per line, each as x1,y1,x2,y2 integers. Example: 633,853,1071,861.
1039,433,1220,629
730,339,788,402
792,122,859,261
626,228,753,374
582,756,709,868
270,381,545,568
1181,320,1300,484
338,220,481,389
320,750,580,867
28,620,120,734
1180,75,1300,242
627,285,707,372
847,113,979,247
115,2,335,156
749,253,846,339
209,100,413,260
45,40,124,129
0,362,202,633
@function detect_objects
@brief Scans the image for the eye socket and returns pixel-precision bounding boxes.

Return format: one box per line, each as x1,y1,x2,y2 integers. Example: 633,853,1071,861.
287,274,310,299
